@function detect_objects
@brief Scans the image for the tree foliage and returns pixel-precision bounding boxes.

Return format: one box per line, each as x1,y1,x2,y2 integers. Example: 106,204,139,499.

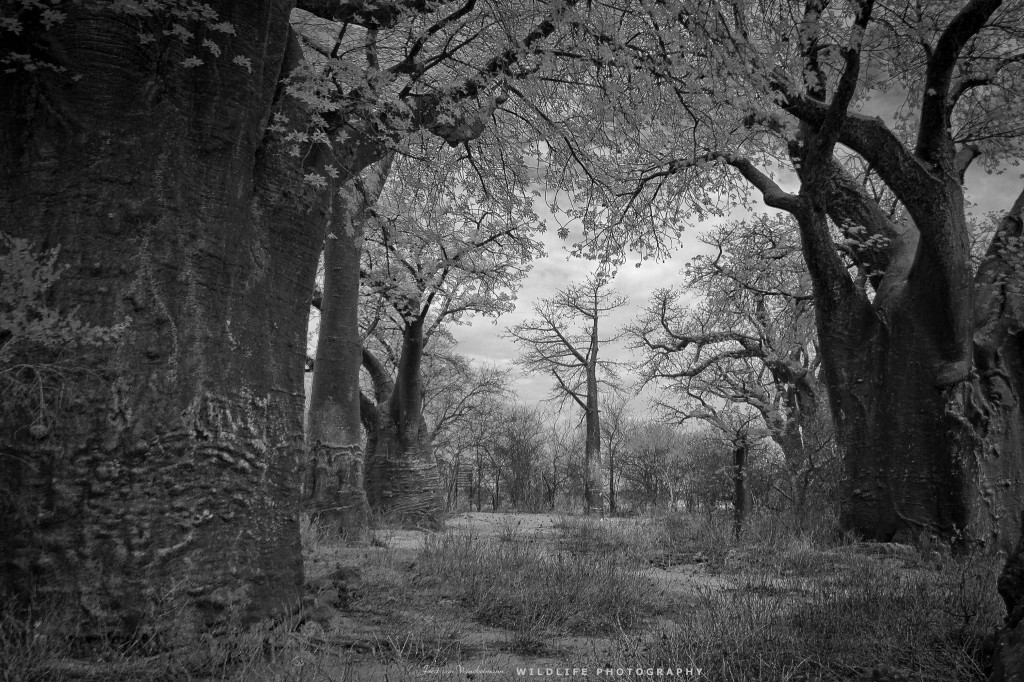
0,232,126,441
630,215,837,514
547,0,1024,547
361,132,544,337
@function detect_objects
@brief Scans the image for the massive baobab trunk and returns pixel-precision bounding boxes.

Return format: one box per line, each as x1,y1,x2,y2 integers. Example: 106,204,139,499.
0,2,361,640
694,0,1024,549
361,339,443,528
305,158,392,535
805,179,1024,548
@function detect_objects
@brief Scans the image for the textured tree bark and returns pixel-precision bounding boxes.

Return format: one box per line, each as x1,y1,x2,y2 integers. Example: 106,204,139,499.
305,186,371,536
820,192,1024,549
361,344,443,528
363,411,442,526
0,2,329,640
991,514,1024,681
788,124,1023,549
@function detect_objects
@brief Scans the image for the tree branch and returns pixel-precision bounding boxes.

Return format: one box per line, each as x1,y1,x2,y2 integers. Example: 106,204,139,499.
778,93,939,203
636,153,802,215
916,0,1003,165
362,346,394,403
297,0,435,29
817,0,875,147
390,0,478,76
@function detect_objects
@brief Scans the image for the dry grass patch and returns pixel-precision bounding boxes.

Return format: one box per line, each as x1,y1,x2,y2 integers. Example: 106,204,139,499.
629,512,1005,681
417,529,656,650
2,511,1008,681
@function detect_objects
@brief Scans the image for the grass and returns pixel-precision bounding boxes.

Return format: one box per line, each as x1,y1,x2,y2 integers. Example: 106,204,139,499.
602,510,1004,681
0,592,278,681
417,528,656,652
554,515,661,563
0,509,1008,681
625,554,1001,681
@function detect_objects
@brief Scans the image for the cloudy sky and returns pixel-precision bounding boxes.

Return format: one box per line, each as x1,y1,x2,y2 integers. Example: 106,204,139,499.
450,194,717,409
450,161,1023,409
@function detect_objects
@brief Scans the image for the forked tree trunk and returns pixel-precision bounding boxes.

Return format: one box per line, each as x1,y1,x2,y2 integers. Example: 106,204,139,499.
785,116,1024,549
0,4,332,638
821,195,1024,548
361,340,443,528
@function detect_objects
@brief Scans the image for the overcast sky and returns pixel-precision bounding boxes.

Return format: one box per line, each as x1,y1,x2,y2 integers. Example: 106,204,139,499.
451,195,716,409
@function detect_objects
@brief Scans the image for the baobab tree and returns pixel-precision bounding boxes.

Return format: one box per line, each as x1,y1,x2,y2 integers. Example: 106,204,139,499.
631,215,837,516
304,158,391,535
507,273,627,514
0,0,579,643
355,134,543,525
0,2,337,642
552,0,1024,549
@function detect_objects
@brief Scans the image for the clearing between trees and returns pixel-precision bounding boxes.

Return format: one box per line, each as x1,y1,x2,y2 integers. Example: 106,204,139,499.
14,510,988,681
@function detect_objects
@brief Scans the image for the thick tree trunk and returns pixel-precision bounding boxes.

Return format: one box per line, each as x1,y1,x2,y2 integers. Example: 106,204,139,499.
828,299,971,542
361,337,443,528
363,412,442,527
0,3,325,639
305,185,371,535
790,116,1024,549
825,200,1024,549
991,514,1024,681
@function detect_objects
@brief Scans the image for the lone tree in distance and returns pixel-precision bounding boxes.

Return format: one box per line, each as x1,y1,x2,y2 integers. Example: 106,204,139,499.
507,273,627,515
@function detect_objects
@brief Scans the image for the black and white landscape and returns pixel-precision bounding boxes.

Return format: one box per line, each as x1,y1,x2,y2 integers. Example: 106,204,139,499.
1,1,1023,679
